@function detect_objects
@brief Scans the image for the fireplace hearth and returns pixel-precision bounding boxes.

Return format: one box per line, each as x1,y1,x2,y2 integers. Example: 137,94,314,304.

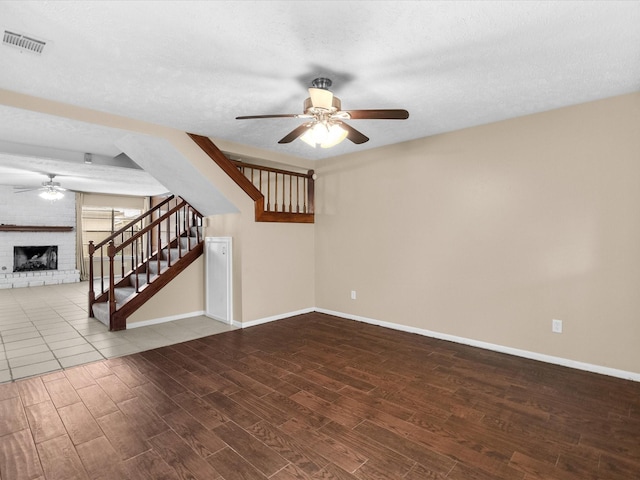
14,246,58,272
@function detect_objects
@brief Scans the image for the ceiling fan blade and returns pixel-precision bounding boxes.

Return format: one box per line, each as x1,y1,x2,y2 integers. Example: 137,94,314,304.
278,124,313,144
236,114,300,120
343,109,409,120
338,122,369,144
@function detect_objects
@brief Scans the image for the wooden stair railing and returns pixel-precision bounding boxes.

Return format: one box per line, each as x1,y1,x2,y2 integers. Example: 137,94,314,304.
231,159,314,215
188,133,314,223
88,195,203,331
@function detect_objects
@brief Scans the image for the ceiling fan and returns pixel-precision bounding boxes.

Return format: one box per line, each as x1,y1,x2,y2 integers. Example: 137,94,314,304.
14,174,67,200
236,78,409,148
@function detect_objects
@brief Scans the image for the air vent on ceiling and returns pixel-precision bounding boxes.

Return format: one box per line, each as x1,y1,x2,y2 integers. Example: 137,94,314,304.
3,30,46,54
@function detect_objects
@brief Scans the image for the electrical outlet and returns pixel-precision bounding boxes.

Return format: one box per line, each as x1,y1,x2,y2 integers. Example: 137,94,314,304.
350,290,357,300
552,319,563,333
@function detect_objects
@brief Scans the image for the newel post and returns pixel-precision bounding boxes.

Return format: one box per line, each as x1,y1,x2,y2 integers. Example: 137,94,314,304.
88,240,95,315
307,170,315,214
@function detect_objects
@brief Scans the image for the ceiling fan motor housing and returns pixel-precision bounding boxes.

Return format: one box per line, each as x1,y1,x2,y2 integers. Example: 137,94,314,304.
311,77,332,90
304,95,341,113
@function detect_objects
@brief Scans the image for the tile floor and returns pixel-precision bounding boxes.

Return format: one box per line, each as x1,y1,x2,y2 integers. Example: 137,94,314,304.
0,281,236,383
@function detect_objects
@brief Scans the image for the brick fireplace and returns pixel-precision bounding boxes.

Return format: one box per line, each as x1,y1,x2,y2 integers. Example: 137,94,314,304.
0,186,80,288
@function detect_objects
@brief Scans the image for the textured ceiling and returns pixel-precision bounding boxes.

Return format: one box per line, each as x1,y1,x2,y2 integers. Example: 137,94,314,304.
0,1,639,192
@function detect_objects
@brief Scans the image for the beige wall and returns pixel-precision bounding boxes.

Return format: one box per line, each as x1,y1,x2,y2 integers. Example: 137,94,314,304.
128,257,205,324
207,213,315,323
315,92,640,373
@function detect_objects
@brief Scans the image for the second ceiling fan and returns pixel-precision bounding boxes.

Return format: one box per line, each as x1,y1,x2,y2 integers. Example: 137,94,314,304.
14,173,68,200
236,78,409,148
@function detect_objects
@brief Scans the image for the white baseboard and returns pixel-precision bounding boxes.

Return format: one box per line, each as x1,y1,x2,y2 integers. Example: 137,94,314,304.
136,306,639,382
315,308,640,383
205,313,235,326
239,307,315,329
127,310,206,329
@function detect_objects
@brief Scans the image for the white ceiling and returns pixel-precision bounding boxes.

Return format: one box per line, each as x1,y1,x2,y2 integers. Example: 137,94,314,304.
0,1,639,193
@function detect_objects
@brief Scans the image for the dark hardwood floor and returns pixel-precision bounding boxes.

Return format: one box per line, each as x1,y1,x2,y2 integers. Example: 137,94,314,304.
0,312,639,479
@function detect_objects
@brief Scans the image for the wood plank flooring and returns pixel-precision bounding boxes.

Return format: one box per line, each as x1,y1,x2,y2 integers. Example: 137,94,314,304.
0,312,639,479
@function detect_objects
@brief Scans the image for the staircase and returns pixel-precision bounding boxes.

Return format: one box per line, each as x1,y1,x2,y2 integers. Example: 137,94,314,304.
88,196,203,331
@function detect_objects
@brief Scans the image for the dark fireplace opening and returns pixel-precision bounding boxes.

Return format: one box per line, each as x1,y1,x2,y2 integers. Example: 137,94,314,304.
14,246,58,272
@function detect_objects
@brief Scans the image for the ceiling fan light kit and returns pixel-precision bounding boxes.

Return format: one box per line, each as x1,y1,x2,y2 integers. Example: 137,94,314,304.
39,188,64,201
300,122,349,149
236,77,409,148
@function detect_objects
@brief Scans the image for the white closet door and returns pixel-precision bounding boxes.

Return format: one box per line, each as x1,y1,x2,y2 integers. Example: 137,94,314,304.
205,237,232,324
